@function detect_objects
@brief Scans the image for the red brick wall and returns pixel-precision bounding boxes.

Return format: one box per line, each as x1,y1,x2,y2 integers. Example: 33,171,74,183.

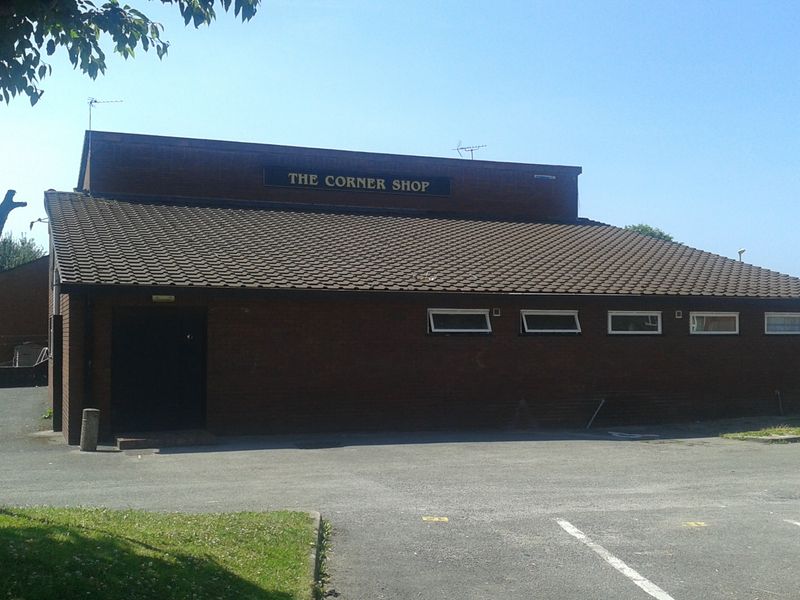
69,288,800,442
83,132,580,223
0,256,48,363
203,293,800,433
61,293,85,445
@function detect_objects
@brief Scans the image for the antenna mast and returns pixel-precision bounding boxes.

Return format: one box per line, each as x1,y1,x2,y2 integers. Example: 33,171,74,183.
88,97,123,131
86,97,123,193
453,142,487,160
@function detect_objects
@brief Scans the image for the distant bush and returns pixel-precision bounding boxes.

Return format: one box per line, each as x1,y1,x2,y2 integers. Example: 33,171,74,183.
0,234,45,271
624,224,674,242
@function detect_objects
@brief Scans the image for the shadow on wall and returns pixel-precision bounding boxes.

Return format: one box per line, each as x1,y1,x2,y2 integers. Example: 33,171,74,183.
0,508,293,600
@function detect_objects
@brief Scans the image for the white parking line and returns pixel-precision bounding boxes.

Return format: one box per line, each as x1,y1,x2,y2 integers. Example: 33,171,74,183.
557,519,676,600
784,519,800,528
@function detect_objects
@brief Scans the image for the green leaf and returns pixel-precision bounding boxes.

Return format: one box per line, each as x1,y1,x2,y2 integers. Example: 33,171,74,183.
1,0,262,106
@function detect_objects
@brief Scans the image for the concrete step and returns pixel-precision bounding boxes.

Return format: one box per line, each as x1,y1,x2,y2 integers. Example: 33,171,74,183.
115,429,217,450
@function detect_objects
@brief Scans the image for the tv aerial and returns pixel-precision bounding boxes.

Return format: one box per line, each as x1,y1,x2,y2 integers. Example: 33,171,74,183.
453,141,487,160
88,97,123,130
86,97,123,191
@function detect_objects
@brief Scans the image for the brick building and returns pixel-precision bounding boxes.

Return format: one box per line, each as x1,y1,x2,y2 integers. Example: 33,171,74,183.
46,131,800,444
0,255,49,364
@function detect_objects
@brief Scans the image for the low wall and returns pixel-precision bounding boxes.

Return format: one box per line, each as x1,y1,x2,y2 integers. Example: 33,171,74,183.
0,362,48,388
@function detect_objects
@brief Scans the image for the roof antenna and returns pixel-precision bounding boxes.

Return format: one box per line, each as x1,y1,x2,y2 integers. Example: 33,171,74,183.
86,97,122,194
88,97,123,131
453,141,487,160
737,248,746,262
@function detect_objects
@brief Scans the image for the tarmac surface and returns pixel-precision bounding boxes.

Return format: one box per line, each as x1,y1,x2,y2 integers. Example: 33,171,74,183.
2,387,800,599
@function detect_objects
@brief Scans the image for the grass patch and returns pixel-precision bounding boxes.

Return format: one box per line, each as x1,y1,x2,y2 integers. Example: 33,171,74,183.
721,425,800,440
0,507,316,600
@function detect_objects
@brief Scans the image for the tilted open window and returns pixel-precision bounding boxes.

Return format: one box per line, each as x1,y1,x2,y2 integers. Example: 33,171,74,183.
690,312,739,335
608,311,662,335
521,310,581,334
428,309,491,334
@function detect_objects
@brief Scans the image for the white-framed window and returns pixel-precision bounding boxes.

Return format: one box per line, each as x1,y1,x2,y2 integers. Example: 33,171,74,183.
690,312,739,335
765,312,800,335
428,309,491,333
521,310,581,334
608,311,662,335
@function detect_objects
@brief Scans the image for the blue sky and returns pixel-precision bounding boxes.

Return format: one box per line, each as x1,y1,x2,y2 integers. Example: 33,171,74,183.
2,1,798,275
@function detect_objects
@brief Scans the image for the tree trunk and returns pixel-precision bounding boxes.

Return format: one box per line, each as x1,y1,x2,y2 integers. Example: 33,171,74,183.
0,190,27,236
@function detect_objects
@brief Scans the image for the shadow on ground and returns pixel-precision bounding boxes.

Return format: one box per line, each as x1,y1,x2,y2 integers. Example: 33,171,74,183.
156,412,800,454
0,508,294,600
4,386,797,454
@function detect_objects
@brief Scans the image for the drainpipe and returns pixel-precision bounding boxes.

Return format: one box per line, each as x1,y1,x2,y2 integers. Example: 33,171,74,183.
50,243,63,432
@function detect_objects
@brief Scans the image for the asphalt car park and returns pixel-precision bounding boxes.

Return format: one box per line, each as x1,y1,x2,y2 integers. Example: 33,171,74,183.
2,387,799,599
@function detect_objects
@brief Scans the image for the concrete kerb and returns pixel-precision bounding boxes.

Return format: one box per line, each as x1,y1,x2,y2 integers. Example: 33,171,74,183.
743,435,800,444
307,510,324,600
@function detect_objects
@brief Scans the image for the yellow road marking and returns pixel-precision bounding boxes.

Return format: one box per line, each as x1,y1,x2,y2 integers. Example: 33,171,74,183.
422,516,449,522
683,521,707,527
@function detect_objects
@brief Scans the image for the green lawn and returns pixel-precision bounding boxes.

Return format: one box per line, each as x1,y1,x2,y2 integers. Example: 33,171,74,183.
0,507,317,600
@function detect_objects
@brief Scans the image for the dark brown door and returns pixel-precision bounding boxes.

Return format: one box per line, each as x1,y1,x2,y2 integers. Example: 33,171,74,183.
111,309,207,433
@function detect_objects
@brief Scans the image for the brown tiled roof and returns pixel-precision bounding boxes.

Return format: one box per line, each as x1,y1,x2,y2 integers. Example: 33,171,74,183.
46,191,800,298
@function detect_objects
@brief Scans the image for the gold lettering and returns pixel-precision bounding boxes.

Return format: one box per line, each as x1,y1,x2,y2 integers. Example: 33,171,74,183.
288,172,319,186
390,179,431,193
297,173,314,185
314,174,431,192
